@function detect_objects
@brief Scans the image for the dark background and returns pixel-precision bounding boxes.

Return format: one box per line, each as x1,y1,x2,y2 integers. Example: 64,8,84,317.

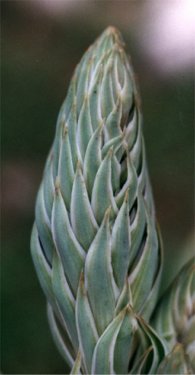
1,1,194,373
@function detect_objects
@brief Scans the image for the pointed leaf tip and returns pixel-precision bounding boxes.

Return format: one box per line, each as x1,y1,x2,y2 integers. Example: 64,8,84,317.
54,177,61,193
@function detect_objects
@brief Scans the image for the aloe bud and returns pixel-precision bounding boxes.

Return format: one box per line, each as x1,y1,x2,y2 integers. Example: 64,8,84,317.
154,259,195,373
31,26,163,373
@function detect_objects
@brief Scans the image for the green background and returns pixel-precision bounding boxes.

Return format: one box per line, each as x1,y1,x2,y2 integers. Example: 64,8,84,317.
1,1,194,373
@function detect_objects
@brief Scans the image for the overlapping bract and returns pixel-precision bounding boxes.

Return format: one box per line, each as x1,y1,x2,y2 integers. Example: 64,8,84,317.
153,259,195,374
31,27,164,373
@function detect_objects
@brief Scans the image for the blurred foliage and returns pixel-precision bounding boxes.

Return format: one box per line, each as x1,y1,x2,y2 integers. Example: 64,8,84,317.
1,0,194,373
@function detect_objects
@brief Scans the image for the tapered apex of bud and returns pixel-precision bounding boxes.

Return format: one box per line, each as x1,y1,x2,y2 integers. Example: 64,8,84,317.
99,26,125,47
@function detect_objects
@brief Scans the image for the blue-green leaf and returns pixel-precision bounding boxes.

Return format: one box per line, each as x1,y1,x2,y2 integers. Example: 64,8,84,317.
52,252,78,350
91,309,125,374
51,182,85,295
111,190,130,290
58,126,74,211
70,164,98,251
35,183,54,265
91,148,118,224
30,224,54,305
83,125,102,197
76,273,99,373
85,208,115,334
129,203,159,314
47,303,75,369
77,97,93,160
